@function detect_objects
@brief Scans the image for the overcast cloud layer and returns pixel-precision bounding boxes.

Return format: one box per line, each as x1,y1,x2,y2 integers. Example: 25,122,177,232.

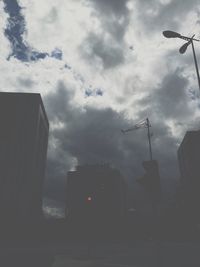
1,0,200,217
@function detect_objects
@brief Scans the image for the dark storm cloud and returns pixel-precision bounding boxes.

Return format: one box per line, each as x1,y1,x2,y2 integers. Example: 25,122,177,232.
136,0,200,33
127,69,198,191
81,32,125,68
135,70,197,174
43,80,181,204
155,71,191,119
3,0,62,62
44,82,131,170
43,82,76,202
88,0,130,41
138,69,193,121
42,82,141,202
131,67,200,200
80,0,130,68
44,81,75,122
88,0,129,16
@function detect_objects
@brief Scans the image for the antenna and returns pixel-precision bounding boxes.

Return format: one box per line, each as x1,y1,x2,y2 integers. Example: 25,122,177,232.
121,118,153,161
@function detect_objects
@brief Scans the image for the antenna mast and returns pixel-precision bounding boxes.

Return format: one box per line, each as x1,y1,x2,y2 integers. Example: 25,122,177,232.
146,118,153,161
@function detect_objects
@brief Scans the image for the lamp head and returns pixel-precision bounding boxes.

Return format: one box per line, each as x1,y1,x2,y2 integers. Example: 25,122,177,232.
163,30,181,38
179,41,191,54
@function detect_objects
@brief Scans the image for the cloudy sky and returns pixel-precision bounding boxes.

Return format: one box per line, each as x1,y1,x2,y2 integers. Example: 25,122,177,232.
1,0,200,217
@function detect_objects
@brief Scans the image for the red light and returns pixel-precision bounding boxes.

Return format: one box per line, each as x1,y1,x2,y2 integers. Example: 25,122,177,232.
87,196,92,201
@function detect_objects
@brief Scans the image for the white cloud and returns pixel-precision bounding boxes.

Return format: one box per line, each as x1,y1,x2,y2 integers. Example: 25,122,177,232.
43,197,65,218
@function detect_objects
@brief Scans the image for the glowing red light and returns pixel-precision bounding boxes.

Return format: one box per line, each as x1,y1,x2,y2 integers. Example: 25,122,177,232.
87,196,92,201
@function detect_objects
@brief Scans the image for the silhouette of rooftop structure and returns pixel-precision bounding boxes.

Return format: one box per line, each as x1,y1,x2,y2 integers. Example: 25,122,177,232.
0,92,49,226
66,164,127,222
177,130,200,223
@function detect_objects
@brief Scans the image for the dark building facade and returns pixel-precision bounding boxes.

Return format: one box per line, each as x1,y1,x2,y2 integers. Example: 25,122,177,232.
66,164,127,223
0,92,49,225
177,130,200,223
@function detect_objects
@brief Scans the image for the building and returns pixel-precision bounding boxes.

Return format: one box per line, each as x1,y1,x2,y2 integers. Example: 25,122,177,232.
177,130,200,223
137,160,161,203
66,164,127,223
0,92,49,225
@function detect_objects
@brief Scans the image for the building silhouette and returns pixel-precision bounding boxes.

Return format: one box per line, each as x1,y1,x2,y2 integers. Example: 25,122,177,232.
177,130,200,223
0,92,49,226
66,164,127,223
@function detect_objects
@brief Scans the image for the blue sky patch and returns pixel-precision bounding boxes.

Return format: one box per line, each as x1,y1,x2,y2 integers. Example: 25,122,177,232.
3,0,62,62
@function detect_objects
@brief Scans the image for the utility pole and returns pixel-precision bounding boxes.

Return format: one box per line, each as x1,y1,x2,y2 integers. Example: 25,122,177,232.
146,118,153,161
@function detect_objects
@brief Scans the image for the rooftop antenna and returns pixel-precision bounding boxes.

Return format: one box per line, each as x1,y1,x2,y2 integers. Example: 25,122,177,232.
121,118,153,161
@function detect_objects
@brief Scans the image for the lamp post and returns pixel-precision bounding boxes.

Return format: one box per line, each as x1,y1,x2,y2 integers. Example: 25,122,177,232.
163,30,200,92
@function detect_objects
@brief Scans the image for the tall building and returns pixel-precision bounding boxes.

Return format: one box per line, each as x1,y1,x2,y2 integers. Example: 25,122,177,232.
177,130,200,223
0,92,49,224
66,164,127,222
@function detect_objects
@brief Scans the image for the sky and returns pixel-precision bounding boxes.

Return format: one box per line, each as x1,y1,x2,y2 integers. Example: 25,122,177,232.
1,0,200,218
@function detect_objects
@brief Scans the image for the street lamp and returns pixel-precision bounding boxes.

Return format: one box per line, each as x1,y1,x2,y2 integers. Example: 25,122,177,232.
163,30,200,92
